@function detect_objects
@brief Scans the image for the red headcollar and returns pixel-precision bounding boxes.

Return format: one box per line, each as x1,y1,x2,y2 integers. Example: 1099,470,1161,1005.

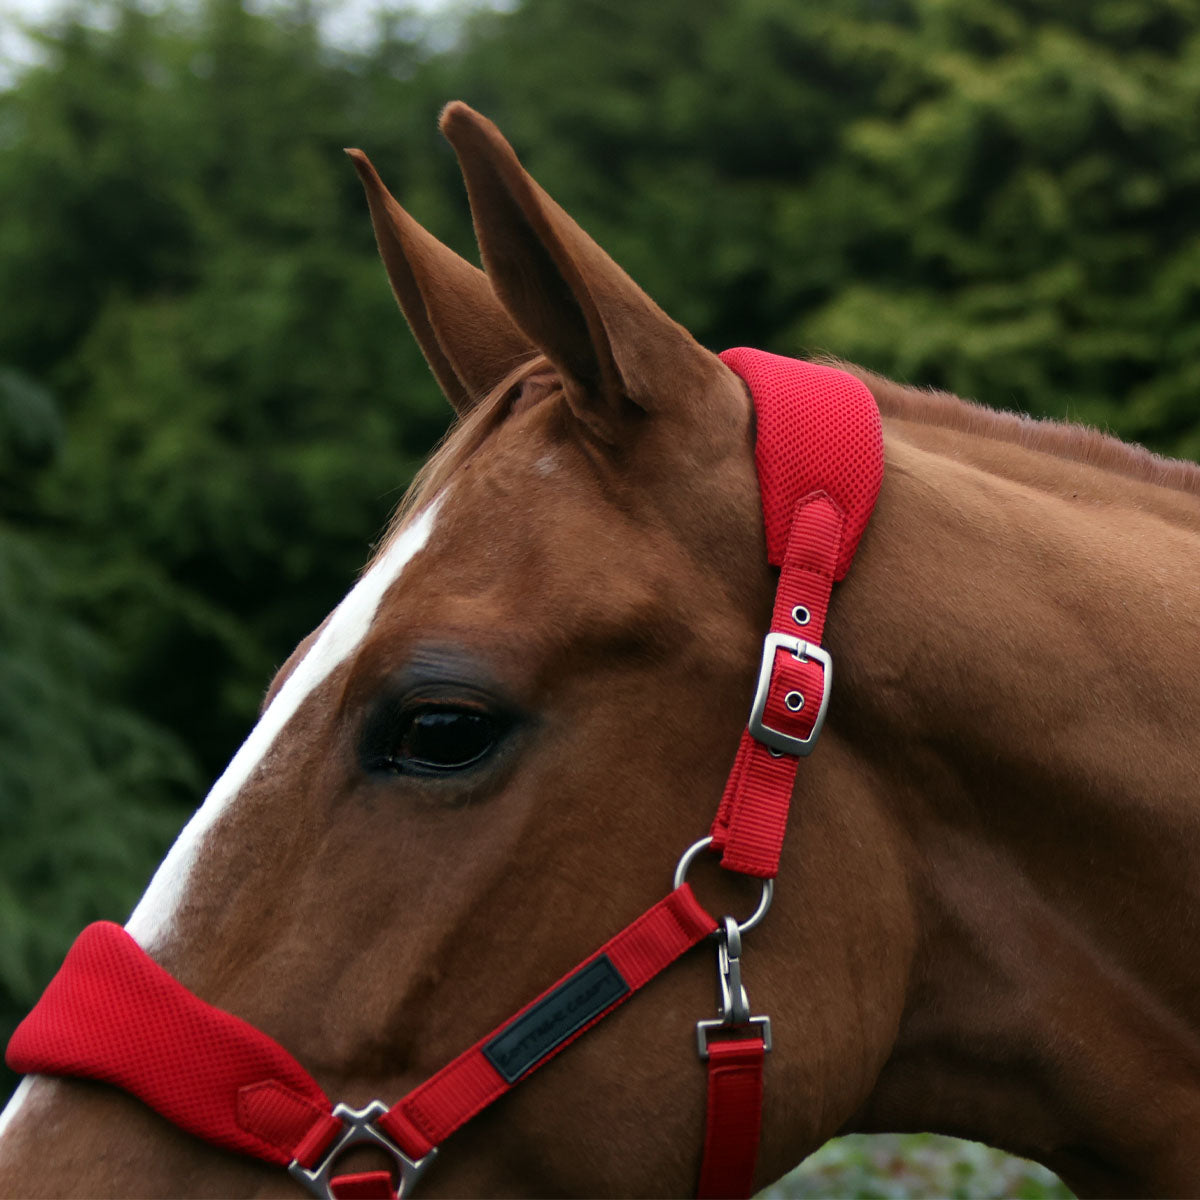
6,350,884,1199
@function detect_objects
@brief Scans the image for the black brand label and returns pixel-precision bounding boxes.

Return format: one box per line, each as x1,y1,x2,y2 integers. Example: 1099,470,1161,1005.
483,955,630,1083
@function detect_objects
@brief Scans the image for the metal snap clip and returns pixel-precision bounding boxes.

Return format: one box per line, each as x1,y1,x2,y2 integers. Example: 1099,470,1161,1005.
695,915,773,1060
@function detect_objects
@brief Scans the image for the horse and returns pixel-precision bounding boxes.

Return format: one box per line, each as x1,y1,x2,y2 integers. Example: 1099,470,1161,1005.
2,100,1200,1199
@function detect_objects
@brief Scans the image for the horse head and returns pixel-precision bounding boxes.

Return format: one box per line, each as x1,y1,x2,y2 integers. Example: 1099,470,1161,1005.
0,104,917,1196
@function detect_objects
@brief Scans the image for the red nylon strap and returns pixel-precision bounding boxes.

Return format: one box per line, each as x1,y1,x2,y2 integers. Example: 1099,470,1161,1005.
330,1172,396,1199
379,884,716,1157
709,497,842,877
696,1036,766,1200
711,349,883,878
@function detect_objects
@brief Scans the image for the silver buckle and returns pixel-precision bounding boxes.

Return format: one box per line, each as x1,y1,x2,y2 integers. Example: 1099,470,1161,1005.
747,632,831,756
287,1101,437,1199
695,916,772,1060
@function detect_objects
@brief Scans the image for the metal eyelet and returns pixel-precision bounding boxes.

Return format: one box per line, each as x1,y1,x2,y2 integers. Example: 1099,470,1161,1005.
791,604,811,626
784,691,805,712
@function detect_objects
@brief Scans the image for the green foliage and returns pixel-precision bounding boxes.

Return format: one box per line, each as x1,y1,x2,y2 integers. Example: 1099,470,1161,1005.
767,1133,1073,1198
0,527,193,989
2,0,1197,1191
0,403,196,1092
444,0,1200,449
0,370,61,514
2,0,451,769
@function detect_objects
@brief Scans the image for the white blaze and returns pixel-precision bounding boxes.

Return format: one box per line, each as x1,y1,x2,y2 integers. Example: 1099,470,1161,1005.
124,499,442,951
0,1078,34,1144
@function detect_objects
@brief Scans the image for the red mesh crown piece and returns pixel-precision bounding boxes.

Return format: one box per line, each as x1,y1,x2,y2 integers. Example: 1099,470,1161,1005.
719,348,883,578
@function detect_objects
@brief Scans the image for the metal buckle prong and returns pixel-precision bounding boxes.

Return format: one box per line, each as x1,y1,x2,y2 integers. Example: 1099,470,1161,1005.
747,632,832,756
287,1100,437,1199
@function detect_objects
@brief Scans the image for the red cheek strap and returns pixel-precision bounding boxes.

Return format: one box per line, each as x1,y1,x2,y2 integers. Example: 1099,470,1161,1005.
710,349,883,879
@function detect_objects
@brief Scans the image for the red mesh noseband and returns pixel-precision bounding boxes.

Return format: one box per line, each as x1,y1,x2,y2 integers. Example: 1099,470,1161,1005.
5,922,340,1165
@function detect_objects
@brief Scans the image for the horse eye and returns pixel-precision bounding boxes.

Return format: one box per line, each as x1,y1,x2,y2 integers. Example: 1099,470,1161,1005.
373,705,503,775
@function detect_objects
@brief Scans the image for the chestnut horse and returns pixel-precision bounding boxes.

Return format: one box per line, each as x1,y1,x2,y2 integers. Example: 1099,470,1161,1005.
3,101,1200,1199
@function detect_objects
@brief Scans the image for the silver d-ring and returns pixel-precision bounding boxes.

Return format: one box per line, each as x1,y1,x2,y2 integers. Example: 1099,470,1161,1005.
673,836,774,934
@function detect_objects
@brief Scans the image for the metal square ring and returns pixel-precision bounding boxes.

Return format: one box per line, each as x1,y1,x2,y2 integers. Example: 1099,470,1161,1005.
696,1014,773,1060
287,1101,437,1200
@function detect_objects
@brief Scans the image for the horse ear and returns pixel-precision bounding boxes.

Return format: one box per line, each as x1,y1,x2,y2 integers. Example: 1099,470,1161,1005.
438,103,723,442
346,148,534,415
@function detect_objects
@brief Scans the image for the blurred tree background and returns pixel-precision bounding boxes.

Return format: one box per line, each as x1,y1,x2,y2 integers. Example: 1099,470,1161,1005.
3,0,1199,1192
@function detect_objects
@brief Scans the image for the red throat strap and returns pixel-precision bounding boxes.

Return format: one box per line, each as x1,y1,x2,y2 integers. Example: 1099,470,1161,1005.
696,1036,766,1199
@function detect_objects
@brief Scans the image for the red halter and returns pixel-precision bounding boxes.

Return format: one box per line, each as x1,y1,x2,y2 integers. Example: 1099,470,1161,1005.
6,350,884,1199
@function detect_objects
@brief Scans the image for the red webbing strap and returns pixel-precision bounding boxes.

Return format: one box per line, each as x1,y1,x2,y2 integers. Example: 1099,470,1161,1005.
379,884,716,1158
711,349,883,878
4,922,340,1166
696,1036,766,1200
330,1172,394,1199
708,496,843,877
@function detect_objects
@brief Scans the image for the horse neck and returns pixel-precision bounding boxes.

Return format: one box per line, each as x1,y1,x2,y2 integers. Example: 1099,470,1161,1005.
835,418,1200,1194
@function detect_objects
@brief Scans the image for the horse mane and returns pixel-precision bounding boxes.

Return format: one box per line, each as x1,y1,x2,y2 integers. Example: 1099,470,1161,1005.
836,361,1200,499
371,355,557,561
375,353,1200,562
